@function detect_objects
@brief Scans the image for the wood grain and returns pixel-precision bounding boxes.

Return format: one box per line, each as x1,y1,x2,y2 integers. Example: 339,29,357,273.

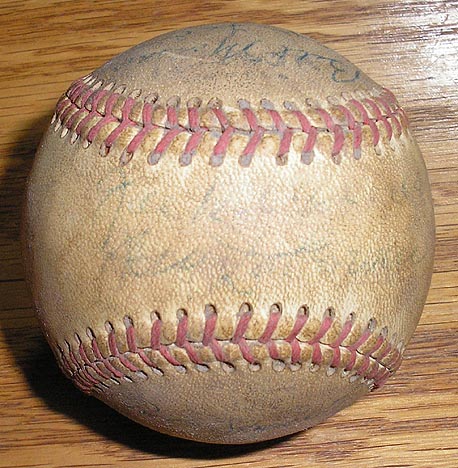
1,1,457,467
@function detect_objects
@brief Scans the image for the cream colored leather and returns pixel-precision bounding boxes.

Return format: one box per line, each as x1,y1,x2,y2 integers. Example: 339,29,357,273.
23,23,435,444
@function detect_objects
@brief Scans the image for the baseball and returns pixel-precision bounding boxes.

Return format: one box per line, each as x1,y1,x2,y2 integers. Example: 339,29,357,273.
23,23,435,444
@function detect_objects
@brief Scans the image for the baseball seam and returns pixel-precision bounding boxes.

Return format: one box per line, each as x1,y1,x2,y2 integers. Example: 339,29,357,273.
51,73,408,166
56,304,403,395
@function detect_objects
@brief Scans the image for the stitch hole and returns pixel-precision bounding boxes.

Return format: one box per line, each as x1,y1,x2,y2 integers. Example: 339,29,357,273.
54,118,62,133
276,153,288,166
176,308,187,320
290,362,302,372
368,317,377,332
82,140,91,149
70,132,79,144
129,89,142,99
325,307,335,319
86,327,96,340
104,321,114,333
123,316,134,328
306,98,320,108
204,304,216,318
119,150,134,166
123,375,133,383
283,100,297,111
179,153,192,166
104,82,115,91
93,80,103,91
60,127,69,139
239,154,253,168
136,370,148,380
99,143,110,157
87,76,99,86
397,340,405,352
151,310,161,322
210,152,225,167
326,366,337,376
260,98,275,110
54,120,62,132
148,151,161,166
301,150,314,165
114,85,127,94
249,362,261,372
353,146,362,160
152,367,164,376
341,368,351,378
272,360,286,372
208,97,222,109
221,362,235,373
349,374,360,383
309,362,320,372
237,99,251,110
144,93,159,104
167,95,180,109
187,97,202,108
82,74,93,85
175,365,187,374
380,326,388,338
366,378,375,387
238,302,252,316
110,377,120,385
196,364,210,373
298,305,309,317
74,333,82,345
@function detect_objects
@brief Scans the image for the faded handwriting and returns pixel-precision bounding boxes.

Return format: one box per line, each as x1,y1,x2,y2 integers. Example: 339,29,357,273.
220,273,256,298
127,23,359,83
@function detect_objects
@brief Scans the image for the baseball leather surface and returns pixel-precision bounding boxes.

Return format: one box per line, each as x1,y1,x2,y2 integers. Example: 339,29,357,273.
23,23,435,444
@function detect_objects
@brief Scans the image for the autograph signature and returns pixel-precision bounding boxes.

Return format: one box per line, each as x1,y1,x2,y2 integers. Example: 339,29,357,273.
131,23,360,83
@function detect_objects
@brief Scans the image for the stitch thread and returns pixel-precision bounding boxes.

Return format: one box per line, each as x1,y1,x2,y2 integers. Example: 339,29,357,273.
56,305,403,395
52,74,408,166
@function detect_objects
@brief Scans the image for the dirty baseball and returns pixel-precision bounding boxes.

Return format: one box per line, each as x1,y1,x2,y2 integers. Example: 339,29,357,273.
23,23,435,444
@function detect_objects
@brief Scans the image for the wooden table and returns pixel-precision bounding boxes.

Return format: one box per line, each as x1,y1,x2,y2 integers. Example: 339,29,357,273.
1,1,457,467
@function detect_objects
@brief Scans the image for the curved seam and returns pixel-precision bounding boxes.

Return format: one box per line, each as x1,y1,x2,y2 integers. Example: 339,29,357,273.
52,74,407,166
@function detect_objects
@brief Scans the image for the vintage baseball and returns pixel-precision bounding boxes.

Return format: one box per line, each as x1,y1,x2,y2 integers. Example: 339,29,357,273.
23,23,435,444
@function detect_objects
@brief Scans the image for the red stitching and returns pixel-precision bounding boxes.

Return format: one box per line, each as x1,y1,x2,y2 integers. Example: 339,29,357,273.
53,75,408,166
231,306,256,364
348,98,380,146
202,307,225,362
212,126,235,164
314,108,345,161
149,127,185,165
56,305,403,395
285,307,309,364
258,305,282,343
89,329,126,378
86,93,119,147
176,311,205,365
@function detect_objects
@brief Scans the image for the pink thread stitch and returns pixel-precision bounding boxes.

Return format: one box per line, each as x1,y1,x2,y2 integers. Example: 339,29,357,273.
56,305,403,395
52,74,408,166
